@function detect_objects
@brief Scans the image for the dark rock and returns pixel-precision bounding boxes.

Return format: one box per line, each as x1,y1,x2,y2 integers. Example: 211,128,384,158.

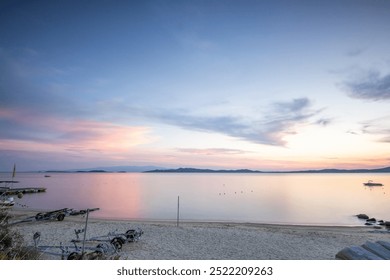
357,214,369,219
365,222,374,226
366,218,376,222
384,221,390,227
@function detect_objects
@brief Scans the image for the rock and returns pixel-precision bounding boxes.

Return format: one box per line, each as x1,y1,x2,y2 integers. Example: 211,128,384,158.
365,222,373,226
366,218,376,222
373,225,382,229
357,214,369,219
384,221,390,227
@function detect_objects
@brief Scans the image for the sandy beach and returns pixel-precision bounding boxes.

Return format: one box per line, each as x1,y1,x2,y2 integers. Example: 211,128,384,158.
6,209,390,260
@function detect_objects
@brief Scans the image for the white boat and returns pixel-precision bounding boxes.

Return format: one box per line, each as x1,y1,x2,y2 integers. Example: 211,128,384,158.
0,165,18,209
0,196,15,209
363,180,384,187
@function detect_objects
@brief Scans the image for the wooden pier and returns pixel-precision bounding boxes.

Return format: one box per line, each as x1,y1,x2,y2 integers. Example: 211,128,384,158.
336,240,390,260
0,187,46,195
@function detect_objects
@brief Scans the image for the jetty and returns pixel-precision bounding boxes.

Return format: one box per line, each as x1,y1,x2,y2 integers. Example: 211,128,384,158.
0,181,46,195
0,187,46,195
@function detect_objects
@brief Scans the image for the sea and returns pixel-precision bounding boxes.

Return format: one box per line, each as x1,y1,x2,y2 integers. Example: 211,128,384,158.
4,172,390,226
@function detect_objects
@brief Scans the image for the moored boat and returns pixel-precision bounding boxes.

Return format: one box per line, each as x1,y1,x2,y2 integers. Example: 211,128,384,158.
363,180,384,187
0,197,15,209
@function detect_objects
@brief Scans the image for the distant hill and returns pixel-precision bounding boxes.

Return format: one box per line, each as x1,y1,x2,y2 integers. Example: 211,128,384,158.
45,165,166,173
145,166,390,173
145,167,261,173
290,166,390,173
44,165,390,174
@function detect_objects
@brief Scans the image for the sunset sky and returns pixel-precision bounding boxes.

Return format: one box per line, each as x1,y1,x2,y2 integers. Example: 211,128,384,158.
1,0,390,172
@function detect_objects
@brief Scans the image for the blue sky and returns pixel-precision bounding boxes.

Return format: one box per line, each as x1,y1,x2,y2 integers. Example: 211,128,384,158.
1,0,390,171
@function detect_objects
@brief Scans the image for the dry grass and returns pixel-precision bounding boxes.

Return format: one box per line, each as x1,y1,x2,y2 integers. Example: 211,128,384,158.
0,209,40,260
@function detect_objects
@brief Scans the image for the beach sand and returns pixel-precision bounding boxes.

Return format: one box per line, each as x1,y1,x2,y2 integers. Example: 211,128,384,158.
7,209,390,260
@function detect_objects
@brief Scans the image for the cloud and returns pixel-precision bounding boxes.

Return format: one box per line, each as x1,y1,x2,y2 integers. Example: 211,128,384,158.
0,91,154,159
147,97,322,146
315,118,332,126
177,148,250,156
345,48,365,57
1,109,152,150
55,120,153,150
344,71,390,101
346,130,358,135
358,116,390,143
380,136,390,143
0,50,325,149
255,98,321,145
273,98,310,113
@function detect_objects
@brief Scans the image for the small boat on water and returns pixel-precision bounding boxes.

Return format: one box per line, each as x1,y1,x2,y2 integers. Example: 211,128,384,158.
363,180,384,187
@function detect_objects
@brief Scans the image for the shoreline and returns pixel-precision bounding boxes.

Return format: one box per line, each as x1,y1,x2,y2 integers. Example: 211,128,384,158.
6,208,390,260
9,207,368,228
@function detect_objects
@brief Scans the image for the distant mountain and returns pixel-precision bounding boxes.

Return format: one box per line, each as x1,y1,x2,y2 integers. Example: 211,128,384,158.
290,166,390,173
145,167,261,173
46,165,166,173
44,165,390,173
145,166,390,173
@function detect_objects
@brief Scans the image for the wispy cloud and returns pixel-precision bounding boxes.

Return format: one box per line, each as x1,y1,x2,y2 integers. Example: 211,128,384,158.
0,102,154,160
147,97,323,146
177,148,250,156
315,118,332,126
345,47,366,57
380,136,390,143
358,116,390,143
344,70,390,101
254,98,323,145
0,50,325,151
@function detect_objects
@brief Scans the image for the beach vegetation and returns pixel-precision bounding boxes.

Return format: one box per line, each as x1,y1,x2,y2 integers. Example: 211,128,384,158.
0,209,40,260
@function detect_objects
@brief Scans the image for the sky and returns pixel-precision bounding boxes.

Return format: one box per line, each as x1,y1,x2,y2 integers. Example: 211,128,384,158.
1,0,390,172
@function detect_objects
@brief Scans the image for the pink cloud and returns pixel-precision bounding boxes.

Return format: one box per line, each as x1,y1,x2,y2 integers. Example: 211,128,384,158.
0,108,154,157
177,148,250,155
55,120,153,151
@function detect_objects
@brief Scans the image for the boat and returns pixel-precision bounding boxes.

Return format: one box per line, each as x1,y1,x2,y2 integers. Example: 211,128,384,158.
363,180,384,187
0,196,15,209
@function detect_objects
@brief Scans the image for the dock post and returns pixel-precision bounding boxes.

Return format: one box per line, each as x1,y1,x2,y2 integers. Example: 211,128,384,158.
177,196,180,227
81,209,90,257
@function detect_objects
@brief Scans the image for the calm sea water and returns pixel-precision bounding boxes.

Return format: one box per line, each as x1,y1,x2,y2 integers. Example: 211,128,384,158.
4,172,390,226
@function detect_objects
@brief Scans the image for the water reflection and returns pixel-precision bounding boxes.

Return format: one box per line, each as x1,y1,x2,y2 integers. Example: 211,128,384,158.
8,172,390,225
